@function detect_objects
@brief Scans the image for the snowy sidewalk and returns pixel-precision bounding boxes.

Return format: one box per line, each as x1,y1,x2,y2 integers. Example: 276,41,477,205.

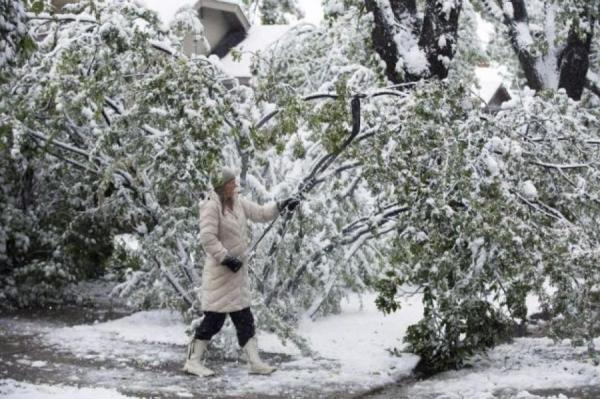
0,293,421,398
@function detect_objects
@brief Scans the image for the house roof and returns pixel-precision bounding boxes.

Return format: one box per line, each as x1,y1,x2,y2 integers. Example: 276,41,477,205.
219,24,292,81
192,0,250,32
141,0,250,32
475,67,504,103
474,66,512,112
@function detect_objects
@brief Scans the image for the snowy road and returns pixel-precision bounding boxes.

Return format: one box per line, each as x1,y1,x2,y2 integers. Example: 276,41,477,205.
1,292,600,398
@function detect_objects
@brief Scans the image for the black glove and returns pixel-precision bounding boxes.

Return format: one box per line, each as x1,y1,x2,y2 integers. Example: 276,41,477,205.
221,255,243,273
278,197,300,213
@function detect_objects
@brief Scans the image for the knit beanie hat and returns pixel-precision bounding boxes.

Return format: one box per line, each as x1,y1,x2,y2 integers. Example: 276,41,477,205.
211,166,236,189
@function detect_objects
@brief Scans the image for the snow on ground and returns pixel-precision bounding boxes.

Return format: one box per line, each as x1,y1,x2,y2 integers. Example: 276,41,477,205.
0,378,135,399
40,292,420,397
5,290,600,398
295,292,423,383
43,309,187,366
404,337,600,399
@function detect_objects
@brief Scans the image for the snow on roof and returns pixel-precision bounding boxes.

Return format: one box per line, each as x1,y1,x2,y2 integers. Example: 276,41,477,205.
474,66,505,103
219,24,293,79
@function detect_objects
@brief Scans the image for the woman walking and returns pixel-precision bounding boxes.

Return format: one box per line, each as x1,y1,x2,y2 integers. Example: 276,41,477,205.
183,167,299,377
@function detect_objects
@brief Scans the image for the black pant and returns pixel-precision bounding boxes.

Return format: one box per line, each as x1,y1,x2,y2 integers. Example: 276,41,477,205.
194,307,256,347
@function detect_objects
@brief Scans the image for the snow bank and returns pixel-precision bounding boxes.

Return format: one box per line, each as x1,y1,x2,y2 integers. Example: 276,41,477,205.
295,292,422,381
0,379,136,399
51,309,187,346
19,290,600,398
406,337,600,398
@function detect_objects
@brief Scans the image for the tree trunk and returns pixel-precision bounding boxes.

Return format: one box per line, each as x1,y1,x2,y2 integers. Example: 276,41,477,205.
365,0,463,83
558,20,594,100
364,0,411,83
503,0,544,91
418,0,462,80
492,0,596,100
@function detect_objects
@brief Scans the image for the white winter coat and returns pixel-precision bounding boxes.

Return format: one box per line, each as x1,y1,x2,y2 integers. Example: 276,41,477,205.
198,190,278,313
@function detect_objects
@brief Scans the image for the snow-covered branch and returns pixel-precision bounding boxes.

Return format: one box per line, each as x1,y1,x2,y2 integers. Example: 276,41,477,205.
26,12,97,24
264,203,409,307
40,147,99,174
152,256,195,307
512,189,571,224
501,0,543,91
149,40,178,58
24,128,103,164
529,160,595,170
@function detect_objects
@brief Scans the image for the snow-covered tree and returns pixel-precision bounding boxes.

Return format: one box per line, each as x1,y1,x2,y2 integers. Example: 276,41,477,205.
3,0,599,373
372,81,600,372
1,0,380,357
1,0,232,308
476,0,600,100
363,0,463,83
255,0,600,372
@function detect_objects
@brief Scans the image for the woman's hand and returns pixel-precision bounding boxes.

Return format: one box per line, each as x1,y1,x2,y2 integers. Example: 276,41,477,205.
221,256,243,273
278,197,300,213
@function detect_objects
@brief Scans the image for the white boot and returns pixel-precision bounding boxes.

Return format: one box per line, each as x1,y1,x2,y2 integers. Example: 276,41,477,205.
183,339,215,377
243,337,276,375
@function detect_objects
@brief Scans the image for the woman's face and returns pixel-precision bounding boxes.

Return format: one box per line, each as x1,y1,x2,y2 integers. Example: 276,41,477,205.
223,179,236,200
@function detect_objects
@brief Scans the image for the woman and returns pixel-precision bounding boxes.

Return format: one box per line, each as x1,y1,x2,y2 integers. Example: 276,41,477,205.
183,167,299,377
